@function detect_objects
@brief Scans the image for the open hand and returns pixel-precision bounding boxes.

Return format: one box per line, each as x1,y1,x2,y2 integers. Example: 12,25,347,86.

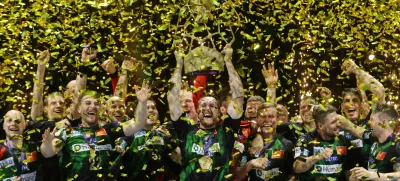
134,81,152,103
262,63,278,87
42,127,57,144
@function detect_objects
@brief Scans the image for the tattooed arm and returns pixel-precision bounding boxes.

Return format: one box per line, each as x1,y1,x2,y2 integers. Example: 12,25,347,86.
115,57,136,100
31,50,50,120
342,59,385,104
167,51,184,121
223,44,244,119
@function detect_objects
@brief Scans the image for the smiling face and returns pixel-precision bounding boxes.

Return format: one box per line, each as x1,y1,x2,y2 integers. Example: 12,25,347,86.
180,91,195,113
257,107,278,137
107,96,126,122
198,97,220,129
146,100,159,126
3,110,25,139
299,99,313,123
277,104,289,123
318,112,340,139
80,95,101,127
45,94,66,121
341,93,361,123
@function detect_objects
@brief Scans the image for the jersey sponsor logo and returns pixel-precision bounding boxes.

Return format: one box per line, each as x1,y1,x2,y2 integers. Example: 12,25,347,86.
302,149,309,157
146,137,164,145
234,141,245,153
314,147,324,154
350,139,363,148
192,144,205,155
72,144,112,152
134,131,147,138
376,151,386,160
95,128,107,136
368,168,377,172
325,156,339,162
3,171,36,181
394,163,400,171
71,131,81,137
294,147,301,158
336,146,347,155
0,157,15,168
314,164,342,174
26,151,37,163
137,145,145,151
239,155,247,167
272,150,284,159
256,168,279,180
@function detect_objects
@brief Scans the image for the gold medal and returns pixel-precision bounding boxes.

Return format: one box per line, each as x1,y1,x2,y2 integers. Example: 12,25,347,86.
198,156,213,172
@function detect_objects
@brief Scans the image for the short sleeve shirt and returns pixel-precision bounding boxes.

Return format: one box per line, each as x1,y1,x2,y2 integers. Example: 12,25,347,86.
240,137,294,181
294,131,351,181
172,115,240,181
57,121,125,180
0,141,40,181
364,132,400,173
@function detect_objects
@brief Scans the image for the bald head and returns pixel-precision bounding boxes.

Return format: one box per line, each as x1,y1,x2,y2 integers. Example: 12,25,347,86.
277,104,289,123
3,110,26,139
66,80,76,96
106,96,126,122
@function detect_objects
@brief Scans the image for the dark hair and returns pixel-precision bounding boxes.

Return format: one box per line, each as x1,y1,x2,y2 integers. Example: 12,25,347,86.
342,88,362,101
313,105,337,125
374,104,399,124
44,92,64,106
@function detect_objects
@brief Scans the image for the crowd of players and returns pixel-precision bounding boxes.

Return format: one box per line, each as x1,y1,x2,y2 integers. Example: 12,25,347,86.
1,44,400,181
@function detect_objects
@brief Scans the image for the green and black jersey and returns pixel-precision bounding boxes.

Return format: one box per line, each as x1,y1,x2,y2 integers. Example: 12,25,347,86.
56,121,125,181
240,137,294,181
295,131,352,181
364,132,400,173
0,140,40,181
121,121,179,181
172,115,241,181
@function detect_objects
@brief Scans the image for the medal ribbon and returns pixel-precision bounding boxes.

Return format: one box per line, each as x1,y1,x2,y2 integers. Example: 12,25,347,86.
6,140,25,174
203,130,216,156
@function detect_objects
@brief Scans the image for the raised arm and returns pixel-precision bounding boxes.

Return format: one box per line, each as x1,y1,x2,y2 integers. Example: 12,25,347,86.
123,81,151,136
223,44,244,119
68,48,96,120
114,57,136,100
31,50,50,120
342,59,385,104
167,50,184,121
262,63,278,105
356,75,371,119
